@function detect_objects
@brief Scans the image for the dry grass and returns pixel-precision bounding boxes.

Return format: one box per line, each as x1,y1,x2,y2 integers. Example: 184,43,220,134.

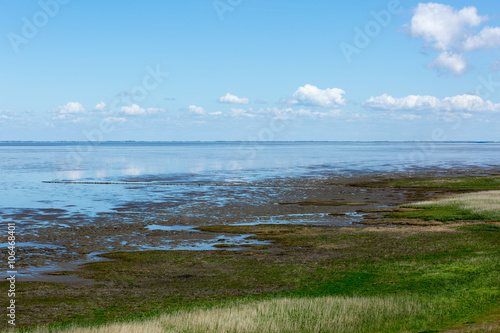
36,296,423,333
411,191,500,214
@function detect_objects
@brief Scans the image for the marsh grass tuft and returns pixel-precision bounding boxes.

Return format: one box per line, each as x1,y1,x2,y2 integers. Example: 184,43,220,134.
386,176,500,191
388,191,500,222
34,296,424,333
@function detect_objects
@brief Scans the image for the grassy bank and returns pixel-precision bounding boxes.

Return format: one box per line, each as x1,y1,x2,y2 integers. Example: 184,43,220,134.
33,296,425,333
394,191,500,222
4,174,500,332
10,222,498,332
379,175,500,192
384,176,500,222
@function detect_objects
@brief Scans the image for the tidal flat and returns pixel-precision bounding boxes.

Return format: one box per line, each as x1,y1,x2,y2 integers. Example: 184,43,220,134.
2,169,500,332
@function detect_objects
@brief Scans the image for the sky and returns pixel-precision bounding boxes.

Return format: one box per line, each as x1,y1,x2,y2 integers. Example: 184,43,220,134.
1,0,500,141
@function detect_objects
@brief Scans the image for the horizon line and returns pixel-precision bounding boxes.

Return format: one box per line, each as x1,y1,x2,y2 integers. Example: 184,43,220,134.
0,140,498,144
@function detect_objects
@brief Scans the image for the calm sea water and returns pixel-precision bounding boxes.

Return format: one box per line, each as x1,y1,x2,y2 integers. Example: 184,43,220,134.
1,142,499,216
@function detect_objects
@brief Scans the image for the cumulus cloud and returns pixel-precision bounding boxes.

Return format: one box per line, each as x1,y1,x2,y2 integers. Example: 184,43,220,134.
408,3,500,75
289,84,346,107
50,102,86,119
188,105,206,115
230,108,256,118
364,93,500,112
184,105,223,117
95,102,107,111
442,95,500,112
58,102,85,114
120,104,165,116
410,3,485,51
364,94,440,110
428,52,467,75
218,93,250,104
463,26,500,51
121,104,146,115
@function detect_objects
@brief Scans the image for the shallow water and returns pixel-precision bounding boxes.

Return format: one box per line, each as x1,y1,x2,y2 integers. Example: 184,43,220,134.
1,142,499,218
1,142,500,277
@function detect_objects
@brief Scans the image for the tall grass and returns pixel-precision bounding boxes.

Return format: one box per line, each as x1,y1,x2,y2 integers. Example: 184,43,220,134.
403,190,500,221
36,296,424,333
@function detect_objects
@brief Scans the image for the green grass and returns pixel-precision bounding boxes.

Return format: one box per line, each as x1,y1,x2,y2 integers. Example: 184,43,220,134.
8,174,500,332
385,175,500,191
10,222,500,332
459,224,500,232
386,205,487,221
387,191,500,222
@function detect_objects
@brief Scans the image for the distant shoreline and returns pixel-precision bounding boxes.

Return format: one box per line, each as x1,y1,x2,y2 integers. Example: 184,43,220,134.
0,140,498,146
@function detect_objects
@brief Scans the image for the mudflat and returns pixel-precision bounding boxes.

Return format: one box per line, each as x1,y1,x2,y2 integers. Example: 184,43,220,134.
3,168,500,331
11,167,500,280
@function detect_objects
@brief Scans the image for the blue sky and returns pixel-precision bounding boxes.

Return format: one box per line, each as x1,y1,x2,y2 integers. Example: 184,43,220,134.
1,0,500,141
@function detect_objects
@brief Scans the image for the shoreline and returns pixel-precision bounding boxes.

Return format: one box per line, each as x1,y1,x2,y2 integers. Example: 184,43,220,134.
2,168,499,330
9,166,500,282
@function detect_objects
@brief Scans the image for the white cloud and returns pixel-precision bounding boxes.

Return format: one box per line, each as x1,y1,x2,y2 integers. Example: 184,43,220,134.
50,102,86,119
428,52,467,75
408,3,500,75
0,110,14,120
364,93,500,112
103,117,127,124
260,107,344,120
390,113,422,120
188,105,206,115
58,102,85,114
463,27,500,51
230,108,257,118
442,94,500,112
289,84,346,107
218,93,250,104
95,102,107,111
121,104,146,115
120,105,164,116
410,3,485,51
364,94,441,110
